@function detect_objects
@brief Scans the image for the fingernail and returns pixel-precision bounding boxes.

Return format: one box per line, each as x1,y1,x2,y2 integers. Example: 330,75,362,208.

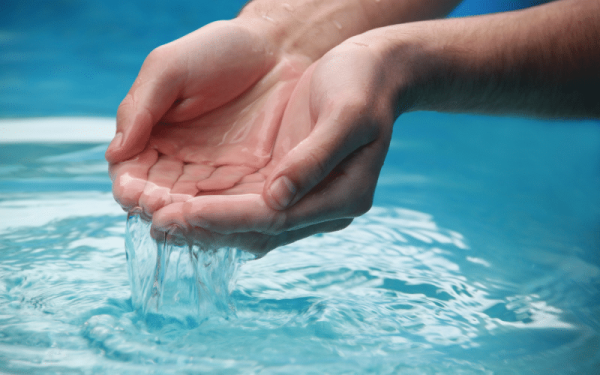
107,132,123,153
269,176,296,210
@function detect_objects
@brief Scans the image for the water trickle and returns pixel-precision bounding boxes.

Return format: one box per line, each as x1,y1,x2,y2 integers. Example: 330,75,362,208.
125,212,254,326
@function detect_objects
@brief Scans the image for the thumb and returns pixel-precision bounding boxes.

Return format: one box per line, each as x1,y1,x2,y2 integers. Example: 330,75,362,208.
264,111,378,211
105,47,182,163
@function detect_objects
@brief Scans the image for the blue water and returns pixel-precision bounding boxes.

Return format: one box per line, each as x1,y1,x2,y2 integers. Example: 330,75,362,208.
1,0,600,374
1,113,599,374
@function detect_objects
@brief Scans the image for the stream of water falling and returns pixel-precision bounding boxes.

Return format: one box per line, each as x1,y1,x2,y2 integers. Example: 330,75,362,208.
125,212,255,327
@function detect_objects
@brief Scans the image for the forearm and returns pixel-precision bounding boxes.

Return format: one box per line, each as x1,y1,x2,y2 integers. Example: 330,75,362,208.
236,0,461,60
379,0,600,118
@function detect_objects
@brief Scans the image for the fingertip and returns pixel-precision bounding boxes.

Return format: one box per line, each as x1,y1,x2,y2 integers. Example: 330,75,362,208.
105,132,123,163
108,95,157,163
152,202,188,233
111,173,145,212
105,134,143,164
138,184,172,218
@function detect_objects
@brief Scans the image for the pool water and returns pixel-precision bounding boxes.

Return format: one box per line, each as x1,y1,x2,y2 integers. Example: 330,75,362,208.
1,113,599,374
1,0,599,373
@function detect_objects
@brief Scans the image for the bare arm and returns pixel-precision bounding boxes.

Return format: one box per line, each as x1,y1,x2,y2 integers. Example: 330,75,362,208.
106,0,462,164
257,0,600,242
237,0,462,60
106,0,465,253
373,0,600,118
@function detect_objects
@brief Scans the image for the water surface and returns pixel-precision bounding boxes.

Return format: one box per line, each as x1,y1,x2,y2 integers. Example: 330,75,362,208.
1,115,598,373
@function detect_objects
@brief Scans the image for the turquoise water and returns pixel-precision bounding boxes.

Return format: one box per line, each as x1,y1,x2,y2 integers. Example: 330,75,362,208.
1,113,599,374
1,0,599,373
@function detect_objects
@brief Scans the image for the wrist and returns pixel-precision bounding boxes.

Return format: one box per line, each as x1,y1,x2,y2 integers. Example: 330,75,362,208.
353,26,437,115
234,0,462,64
368,20,481,115
372,2,600,118
234,0,373,61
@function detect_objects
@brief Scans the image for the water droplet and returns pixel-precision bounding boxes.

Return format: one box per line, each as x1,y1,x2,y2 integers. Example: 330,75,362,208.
262,14,275,23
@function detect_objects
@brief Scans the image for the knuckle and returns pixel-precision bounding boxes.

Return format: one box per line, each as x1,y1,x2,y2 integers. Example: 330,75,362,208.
143,45,180,82
334,93,368,122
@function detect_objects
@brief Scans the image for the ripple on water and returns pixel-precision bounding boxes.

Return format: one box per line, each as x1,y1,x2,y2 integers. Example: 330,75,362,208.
0,193,592,374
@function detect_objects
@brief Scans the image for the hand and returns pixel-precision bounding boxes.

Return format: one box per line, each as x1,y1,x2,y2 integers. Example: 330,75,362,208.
151,35,401,255
106,20,312,219
106,1,459,224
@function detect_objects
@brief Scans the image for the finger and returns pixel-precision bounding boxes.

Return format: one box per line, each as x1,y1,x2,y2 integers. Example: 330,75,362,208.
214,172,265,195
152,143,380,236
264,106,379,211
196,165,256,192
109,148,158,211
192,174,265,196
151,217,353,256
151,194,282,235
170,163,214,197
105,46,183,164
216,181,264,195
263,138,387,231
151,140,382,253
138,155,186,216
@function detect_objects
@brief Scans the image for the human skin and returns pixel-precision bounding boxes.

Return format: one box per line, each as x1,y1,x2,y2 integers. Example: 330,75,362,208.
105,0,461,254
260,0,600,218
105,0,459,163
151,0,600,255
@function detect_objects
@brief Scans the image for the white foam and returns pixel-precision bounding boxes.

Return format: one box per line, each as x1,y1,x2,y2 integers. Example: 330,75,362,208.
0,117,115,143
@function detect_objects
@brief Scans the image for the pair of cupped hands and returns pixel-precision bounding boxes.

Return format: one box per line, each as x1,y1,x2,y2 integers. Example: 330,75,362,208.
106,20,398,255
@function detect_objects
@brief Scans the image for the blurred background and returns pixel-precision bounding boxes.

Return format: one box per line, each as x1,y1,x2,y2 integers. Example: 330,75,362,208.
0,0,549,118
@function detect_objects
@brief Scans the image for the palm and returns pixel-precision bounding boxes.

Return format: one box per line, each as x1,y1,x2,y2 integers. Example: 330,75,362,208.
110,55,311,217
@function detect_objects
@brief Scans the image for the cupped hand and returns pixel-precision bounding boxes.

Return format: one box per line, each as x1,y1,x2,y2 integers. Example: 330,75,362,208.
106,20,312,220
151,35,402,255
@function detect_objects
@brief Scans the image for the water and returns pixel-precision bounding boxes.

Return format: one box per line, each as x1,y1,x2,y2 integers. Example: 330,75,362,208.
2,0,599,372
0,115,599,373
125,213,254,325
